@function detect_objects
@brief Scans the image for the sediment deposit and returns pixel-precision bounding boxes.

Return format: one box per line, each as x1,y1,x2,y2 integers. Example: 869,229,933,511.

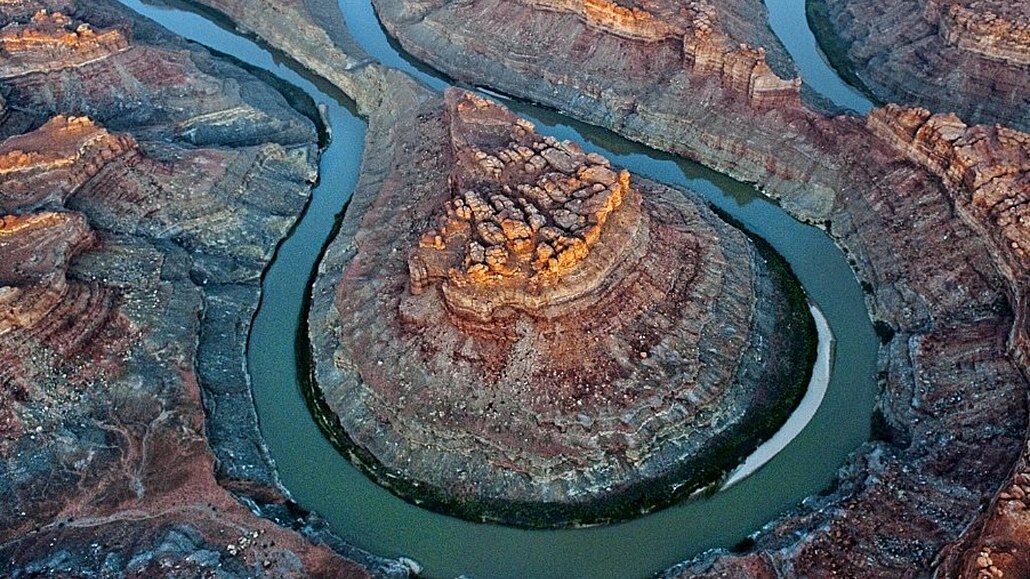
310,88,814,526
0,2,404,576
810,0,1029,131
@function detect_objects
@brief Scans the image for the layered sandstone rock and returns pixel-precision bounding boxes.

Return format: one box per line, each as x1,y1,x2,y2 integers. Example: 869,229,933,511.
924,0,1030,66
811,0,1028,130
868,105,1029,366
0,115,137,211
525,0,681,42
0,9,129,76
0,1,402,576
525,0,801,108
409,91,637,321
133,0,1029,572
285,0,1025,572
311,88,814,526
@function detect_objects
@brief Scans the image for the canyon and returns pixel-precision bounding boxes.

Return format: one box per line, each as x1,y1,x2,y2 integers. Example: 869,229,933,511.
0,0,1026,575
0,2,404,576
810,0,1028,131
177,0,1029,575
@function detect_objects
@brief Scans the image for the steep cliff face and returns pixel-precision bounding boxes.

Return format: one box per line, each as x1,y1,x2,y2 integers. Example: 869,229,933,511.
0,2,402,576
121,0,1029,574
0,9,129,76
197,0,1030,573
0,115,137,211
811,0,1028,131
923,0,1030,66
868,105,1029,367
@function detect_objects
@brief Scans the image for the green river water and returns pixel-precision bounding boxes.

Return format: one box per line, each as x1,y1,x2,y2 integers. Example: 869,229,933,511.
120,1,877,576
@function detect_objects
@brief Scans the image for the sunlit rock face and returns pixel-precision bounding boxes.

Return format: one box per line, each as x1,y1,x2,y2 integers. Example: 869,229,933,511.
311,88,815,527
0,115,137,211
0,9,129,77
408,91,639,322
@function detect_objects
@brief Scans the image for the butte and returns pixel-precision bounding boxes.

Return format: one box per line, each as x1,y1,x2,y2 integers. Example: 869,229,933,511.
309,88,816,527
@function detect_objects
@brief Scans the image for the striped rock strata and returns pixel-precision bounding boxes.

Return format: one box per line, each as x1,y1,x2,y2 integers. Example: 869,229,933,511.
310,88,815,527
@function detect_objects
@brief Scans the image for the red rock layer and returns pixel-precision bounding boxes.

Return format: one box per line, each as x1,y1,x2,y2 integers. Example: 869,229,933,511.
868,104,1029,367
523,0,800,108
0,1,386,576
0,9,129,77
409,91,637,321
815,0,1027,131
525,0,681,42
0,115,137,211
923,0,1030,66
315,88,814,526
361,0,1030,570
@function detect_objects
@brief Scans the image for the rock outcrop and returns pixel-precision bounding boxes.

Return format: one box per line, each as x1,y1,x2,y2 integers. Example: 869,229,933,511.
525,0,681,42
0,2,403,576
0,9,129,77
924,0,1030,66
810,0,1028,130
868,105,1029,367
311,88,815,526
122,0,1030,573
409,91,637,320
0,115,137,211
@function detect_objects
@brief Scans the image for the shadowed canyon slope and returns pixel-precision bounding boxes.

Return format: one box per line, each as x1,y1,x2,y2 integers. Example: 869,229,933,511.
0,2,405,576
809,0,1029,131
2,0,1027,575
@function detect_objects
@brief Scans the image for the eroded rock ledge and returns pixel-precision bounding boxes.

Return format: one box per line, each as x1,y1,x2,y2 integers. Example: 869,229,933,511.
923,0,1030,66
310,88,815,526
810,0,1028,131
134,0,1029,572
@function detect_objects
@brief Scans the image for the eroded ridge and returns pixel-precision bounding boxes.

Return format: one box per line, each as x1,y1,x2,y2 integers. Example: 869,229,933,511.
0,10,129,76
868,105,1029,271
522,0,800,108
408,91,638,321
0,115,138,211
314,88,816,526
923,0,1030,66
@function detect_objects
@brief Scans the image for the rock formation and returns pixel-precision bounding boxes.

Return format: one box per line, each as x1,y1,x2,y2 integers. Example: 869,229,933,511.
0,115,137,211
0,2,404,576
409,91,637,320
810,0,1029,130
0,9,129,77
868,105,1029,367
311,88,815,526
525,0,681,42
924,0,1030,66
49,0,1027,573
177,0,1030,573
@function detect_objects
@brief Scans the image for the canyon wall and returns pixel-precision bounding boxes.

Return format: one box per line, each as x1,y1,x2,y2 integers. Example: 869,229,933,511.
923,0,1030,66
127,0,1030,574
0,2,404,576
868,104,1029,367
812,0,1028,131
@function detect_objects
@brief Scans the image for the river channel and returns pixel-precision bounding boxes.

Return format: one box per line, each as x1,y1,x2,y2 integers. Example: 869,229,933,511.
121,0,877,576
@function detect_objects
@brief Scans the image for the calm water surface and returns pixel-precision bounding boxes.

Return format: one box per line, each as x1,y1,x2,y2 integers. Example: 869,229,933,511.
121,1,878,576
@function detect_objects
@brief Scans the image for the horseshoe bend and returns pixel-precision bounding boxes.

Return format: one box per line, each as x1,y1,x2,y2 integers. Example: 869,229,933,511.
0,0,1028,576
309,88,815,526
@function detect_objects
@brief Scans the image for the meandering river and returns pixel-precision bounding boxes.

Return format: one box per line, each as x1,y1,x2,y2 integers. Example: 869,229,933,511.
120,0,877,576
